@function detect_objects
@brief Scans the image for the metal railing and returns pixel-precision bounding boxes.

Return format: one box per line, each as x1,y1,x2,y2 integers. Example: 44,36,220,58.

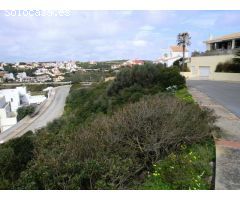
192,48,240,57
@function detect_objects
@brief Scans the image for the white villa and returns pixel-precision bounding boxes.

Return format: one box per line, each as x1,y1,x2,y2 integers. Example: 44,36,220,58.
0,96,17,132
0,87,47,133
155,46,189,67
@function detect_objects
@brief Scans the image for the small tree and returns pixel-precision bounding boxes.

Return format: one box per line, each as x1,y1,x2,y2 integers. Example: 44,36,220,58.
177,32,191,70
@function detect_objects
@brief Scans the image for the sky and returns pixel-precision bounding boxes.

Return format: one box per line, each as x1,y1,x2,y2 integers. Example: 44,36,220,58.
0,10,240,62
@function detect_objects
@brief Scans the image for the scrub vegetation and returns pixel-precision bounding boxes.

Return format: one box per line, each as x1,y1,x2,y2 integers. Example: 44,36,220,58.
0,63,216,189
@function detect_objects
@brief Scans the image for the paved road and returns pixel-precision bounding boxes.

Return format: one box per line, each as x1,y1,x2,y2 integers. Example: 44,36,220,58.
188,81,240,189
187,80,240,117
0,85,71,143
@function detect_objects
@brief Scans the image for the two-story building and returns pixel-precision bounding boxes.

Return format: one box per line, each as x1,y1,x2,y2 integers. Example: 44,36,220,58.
185,32,240,81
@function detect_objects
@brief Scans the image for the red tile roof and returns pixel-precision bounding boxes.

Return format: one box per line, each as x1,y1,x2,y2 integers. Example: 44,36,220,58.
170,46,188,52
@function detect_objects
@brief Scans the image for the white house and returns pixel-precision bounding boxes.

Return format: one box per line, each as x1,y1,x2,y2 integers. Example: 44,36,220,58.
3,73,15,81
16,72,28,82
34,68,49,76
36,74,51,82
0,88,20,112
21,94,46,105
0,87,46,113
155,46,189,67
0,96,17,132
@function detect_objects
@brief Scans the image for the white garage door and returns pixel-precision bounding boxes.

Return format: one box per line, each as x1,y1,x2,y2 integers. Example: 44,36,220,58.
199,66,210,77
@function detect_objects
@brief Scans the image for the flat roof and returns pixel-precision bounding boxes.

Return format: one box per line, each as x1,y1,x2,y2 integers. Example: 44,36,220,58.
204,32,240,44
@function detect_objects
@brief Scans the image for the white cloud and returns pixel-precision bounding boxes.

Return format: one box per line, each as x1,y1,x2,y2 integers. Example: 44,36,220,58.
132,40,148,47
140,25,155,31
0,10,240,62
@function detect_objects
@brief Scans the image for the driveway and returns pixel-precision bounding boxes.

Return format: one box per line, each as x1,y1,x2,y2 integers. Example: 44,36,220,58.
187,80,240,117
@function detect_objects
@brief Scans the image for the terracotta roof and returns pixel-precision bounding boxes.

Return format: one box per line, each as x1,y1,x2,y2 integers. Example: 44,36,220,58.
170,46,188,52
204,32,240,43
0,72,5,77
132,59,144,64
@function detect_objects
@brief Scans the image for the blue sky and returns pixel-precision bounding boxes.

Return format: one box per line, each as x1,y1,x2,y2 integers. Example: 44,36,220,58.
0,10,240,62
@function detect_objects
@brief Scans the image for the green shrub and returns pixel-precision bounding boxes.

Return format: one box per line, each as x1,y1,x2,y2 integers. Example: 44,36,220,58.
172,58,190,72
215,61,240,73
17,105,36,121
17,94,216,189
0,132,35,189
140,141,215,190
107,63,185,96
175,88,195,103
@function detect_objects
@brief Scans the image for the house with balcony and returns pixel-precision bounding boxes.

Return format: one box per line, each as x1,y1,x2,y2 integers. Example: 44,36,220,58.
205,33,240,52
185,32,240,81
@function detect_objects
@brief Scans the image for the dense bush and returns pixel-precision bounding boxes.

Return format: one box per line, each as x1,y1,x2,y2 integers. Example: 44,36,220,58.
0,132,35,189
3,65,36,77
107,63,186,96
140,141,215,190
0,63,215,190
215,61,240,73
172,58,190,72
16,95,216,189
64,71,103,83
17,105,36,121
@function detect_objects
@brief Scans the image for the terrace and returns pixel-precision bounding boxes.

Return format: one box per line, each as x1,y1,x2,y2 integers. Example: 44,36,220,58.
192,32,240,57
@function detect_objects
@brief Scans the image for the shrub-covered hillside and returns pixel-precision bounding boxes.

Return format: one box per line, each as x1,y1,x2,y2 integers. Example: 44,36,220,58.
0,64,216,189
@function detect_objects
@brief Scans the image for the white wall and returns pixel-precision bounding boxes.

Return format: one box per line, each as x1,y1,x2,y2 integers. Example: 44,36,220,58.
0,116,17,132
27,95,46,105
212,73,240,82
0,89,20,112
0,99,17,133
186,54,234,80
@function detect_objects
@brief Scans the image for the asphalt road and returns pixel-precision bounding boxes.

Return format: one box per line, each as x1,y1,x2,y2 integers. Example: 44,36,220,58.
0,85,71,143
187,80,240,117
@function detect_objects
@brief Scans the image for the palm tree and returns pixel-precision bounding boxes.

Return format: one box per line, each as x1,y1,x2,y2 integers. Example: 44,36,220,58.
177,32,191,70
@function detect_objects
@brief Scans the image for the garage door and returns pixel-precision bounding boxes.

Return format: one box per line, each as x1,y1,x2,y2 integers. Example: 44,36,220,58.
199,66,210,77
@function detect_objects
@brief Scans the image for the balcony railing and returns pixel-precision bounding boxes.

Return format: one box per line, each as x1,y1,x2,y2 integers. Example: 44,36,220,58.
192,48,240,57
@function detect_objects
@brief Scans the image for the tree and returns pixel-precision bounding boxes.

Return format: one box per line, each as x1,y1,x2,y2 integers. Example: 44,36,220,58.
177,32,191,70
17,105,36,121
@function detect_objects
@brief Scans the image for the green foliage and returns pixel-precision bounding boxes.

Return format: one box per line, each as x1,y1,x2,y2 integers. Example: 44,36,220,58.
17,105,36,121
16,95,216,189
215,61,240,73
140,140,215,190
76,60,126,70
0,63,216,190
107,63,186,96
0,132,35,189
64,71,104,83
26,84,52,92
3,65,36,77
172,58,190,72
175,88,195,103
